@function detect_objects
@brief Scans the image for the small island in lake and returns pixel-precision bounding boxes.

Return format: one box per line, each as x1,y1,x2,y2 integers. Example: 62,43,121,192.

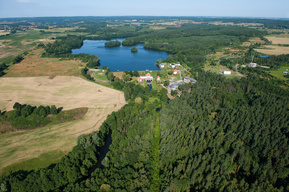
131,47,138,53
105,40,121,47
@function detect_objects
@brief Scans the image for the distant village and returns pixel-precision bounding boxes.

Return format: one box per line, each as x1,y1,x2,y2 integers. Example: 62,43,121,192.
137,62,197,95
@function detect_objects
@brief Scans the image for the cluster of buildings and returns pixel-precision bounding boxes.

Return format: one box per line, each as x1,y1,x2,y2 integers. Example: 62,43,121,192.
168,77,197,92
159,62,181,69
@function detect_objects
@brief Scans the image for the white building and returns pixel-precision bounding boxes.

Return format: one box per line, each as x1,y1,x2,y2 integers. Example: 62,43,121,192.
249,63,257,68
223,71,231,75
160,63,166,69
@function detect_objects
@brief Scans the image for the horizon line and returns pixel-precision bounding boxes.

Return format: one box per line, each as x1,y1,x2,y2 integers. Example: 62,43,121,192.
0,15,288,20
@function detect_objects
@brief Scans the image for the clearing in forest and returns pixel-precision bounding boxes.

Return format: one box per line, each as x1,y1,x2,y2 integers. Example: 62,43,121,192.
0,76,126,173
255,45,289,55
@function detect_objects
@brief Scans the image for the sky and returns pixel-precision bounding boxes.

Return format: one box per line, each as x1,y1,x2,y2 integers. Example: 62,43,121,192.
0,0,289,19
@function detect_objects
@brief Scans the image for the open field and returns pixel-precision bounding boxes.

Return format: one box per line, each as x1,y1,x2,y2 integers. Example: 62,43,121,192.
4,48,86,77
268,66,289,81
266,36,289,45
93,71,108,81
255,45,289,55
0,76,126,172
0,29,76,64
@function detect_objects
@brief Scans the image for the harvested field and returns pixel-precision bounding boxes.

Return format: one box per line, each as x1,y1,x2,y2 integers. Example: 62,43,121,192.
5,49,85,77
0,76,126,171
255,45,289,55
266,36,289,45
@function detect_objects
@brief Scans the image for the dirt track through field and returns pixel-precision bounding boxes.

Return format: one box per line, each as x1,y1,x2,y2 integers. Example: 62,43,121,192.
0,76,126,170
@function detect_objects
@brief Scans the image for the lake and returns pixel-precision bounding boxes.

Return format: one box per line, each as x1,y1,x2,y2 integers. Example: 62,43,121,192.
72,39,169,72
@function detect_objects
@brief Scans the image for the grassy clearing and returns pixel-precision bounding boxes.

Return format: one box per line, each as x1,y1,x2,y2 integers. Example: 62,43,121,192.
93,71,108,81
268,66,289,81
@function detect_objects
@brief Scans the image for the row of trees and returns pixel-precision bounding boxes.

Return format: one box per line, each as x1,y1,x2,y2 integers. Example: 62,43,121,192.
0,102,60,129
0,62,8,76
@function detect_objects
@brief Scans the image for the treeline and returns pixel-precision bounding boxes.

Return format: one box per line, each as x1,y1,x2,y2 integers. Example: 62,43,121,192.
122,24,267,71
42,35,84,56
0,102,60,130
0,62,8,76
42,35,100,69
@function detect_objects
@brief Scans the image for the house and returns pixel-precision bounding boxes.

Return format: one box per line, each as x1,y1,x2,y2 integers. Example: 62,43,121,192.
184,77,197,83
138,73,153,84
160,63,166,69
223,71,231,75
157,76,161,81
249,63,257,68
173,69,178,74
175,63,181,67
241,65,247,68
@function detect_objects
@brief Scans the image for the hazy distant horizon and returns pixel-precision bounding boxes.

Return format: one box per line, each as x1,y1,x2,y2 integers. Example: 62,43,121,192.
1,0,289,19
0,15,289,20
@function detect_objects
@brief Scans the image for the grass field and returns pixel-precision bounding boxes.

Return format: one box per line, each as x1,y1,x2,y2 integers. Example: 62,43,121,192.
4,48,86,77
268,66,289,81
0,76,126,173
0,30,48,63
93,71,108,81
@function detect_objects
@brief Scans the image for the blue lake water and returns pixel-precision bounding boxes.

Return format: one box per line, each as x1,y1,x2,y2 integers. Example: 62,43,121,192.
72,39,169,72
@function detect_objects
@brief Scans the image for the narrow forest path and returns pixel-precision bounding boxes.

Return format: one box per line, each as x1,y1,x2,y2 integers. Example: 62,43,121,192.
150,112,161,192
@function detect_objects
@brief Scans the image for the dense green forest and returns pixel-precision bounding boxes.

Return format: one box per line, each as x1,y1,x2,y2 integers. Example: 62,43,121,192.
104,40,121,47
1,70,289,191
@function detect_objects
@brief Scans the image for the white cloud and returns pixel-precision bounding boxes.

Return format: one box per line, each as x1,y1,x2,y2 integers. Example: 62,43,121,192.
17,0,30,3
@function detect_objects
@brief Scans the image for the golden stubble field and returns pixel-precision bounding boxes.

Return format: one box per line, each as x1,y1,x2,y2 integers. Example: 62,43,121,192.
0,76,126,171
254,35,289,55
